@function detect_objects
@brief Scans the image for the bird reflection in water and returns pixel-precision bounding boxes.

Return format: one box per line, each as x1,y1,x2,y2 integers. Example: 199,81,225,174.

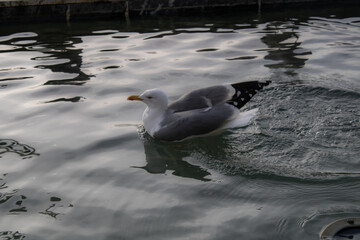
135,127,243,182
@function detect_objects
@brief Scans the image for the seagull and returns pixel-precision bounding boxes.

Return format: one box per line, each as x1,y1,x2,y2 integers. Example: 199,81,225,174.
127,81,271,141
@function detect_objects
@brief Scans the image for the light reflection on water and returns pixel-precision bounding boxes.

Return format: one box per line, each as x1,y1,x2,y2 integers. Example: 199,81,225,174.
1,5,360,240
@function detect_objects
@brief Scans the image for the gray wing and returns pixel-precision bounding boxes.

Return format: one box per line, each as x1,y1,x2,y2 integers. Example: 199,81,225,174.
168,85,233,113
153,104,235,141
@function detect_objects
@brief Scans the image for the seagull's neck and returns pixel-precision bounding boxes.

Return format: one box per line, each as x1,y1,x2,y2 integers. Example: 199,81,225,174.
142,106,167,136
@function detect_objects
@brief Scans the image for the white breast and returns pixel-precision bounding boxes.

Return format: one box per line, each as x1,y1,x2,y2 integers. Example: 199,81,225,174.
142,107,164,136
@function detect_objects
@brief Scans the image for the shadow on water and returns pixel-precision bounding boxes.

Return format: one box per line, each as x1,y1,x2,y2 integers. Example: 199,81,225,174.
0,139,38,158
0,231,25,240
0,23,92,87
0,139,37,211
37,30,93,86
0,139,36,240
260,20,311,74
0,139,71,239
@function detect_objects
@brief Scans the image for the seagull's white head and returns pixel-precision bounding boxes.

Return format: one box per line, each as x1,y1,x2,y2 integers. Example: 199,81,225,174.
127,88,168,110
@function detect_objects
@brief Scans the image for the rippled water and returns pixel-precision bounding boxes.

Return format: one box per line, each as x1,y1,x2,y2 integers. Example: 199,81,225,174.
1,5,360,240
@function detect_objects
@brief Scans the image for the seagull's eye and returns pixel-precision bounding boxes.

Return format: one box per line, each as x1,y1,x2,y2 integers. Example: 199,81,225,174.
147,96,153,99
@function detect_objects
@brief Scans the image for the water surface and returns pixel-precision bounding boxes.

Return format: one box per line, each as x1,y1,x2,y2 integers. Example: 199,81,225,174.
1,5,360,240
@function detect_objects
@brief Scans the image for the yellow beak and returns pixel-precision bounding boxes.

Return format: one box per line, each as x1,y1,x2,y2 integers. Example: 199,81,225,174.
127,95,143,101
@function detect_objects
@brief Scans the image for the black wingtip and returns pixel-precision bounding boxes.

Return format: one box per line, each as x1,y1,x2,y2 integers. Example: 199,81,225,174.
230,80,271,89
228,80,271,109
264,80,272,85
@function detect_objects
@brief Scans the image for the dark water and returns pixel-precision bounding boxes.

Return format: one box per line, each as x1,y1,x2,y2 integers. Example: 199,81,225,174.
1,5,360,240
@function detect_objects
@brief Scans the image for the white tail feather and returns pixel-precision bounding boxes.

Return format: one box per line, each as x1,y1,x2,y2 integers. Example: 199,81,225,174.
222,108,258,129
